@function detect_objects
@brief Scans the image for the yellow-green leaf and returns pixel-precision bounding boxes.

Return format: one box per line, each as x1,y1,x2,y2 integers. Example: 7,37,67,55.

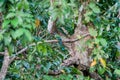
99,58,106,67
89,28,97,37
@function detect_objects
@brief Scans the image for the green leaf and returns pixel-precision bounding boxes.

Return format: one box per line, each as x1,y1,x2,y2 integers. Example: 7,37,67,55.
89,66,96,72
89,2,100,13
23,61,30,69
2,20,10,29
13,28,24,39
84,16,91,22
95,38,99,44
24,29,32,41
17,2,23,10
4,35,12,46
0,33,3,41
98,66,105,75
114,69,120,76
0,0,5,7
89,2,96,9
28,55,33,61
17,16,23,24
71,67,81,74
92,7,100,13
8,44,15,55
84,11,93,16
23,24,32,29
6,13,16,19
0,0,5,11
11,17,19,28
99,38,107,47
116,51,120,59
89,28,97,37
24,0,29,10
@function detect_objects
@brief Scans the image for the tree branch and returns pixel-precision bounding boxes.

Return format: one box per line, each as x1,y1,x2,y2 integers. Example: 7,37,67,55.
0,48,10,80
9,33,90,64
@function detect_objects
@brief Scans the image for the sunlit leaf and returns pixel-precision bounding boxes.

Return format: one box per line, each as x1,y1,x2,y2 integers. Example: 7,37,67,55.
89,28,97,37
24,29,32,41
114,69,120,76
35,19,40,27
98,66,105,75
4,35,12,45
99,38,107,47
99,58,106,67
6,13,16,19
11,17,19,28
12,28,24,39
28,55,33,61
61,70,65,74
2,20,10,29
17,16,23,24
89,2,100,13
89,2,96,8
90,59,97,67
24,0,29,10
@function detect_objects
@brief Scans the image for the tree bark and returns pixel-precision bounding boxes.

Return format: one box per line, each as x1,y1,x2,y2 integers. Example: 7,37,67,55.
0,49,10,80
61,2,92,69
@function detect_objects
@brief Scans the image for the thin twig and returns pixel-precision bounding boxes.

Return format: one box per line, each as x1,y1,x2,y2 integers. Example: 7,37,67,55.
9,33,90,64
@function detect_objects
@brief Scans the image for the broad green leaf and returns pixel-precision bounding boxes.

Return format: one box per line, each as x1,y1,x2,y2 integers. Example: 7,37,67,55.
71,67,81,74
17,16,23,24
11,17,19,28
8,44,15,55
6,13,16,19
84,11,93,16
89,2,100,13
17,2,23,10
89,28,97,37
24,29,32,41
116,51,120,59
28,55,33,61
0,0,4,7
95,38,99,44
84,11,92,22
2,20,10,29
92,7,100,13
89,66,96,72
99,38,107,47
84,11,93,22
93,48,99,55
114,69,120,76
43,47,47,55
23,24,32,29
98,66,105,75
89,2,96,9
85,16,91,22
59,15,65,24
13,28,24,39
17,11,26,17
4,35,12,46
24,0,29,10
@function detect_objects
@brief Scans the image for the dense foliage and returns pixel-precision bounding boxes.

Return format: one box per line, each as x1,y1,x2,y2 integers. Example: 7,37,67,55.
0,0,120,80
